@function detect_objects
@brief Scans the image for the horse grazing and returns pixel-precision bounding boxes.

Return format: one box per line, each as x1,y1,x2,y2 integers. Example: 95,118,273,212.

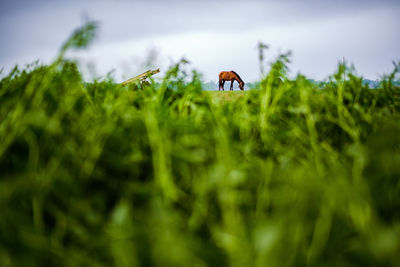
219,71,244,91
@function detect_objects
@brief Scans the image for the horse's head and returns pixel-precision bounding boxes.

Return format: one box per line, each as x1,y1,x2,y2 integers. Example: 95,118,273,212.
239,82,245,90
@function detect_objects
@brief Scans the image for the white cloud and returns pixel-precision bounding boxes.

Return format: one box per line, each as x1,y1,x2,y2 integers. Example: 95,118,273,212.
1,0,399,82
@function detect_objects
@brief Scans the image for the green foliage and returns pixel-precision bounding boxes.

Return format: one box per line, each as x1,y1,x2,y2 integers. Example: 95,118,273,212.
59,20,98,60
1,25,400,267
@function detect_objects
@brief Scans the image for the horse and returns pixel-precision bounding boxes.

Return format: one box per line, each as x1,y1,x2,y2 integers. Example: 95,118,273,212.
218,71,244,91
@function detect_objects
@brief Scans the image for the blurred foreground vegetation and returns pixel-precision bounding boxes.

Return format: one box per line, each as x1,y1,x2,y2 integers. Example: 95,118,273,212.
1,23,400,266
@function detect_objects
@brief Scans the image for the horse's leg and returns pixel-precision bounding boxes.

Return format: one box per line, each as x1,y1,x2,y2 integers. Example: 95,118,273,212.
230,80,234,91
222,80,225,91
219,79,224,91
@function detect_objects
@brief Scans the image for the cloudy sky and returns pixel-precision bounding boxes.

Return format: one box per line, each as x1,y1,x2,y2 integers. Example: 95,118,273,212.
1,0,399,82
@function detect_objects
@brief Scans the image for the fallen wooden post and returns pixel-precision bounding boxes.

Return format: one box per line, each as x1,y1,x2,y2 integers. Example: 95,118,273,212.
120,68,160,86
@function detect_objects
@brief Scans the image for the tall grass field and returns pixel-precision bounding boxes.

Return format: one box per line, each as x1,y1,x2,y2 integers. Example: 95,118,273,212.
1,22,400,267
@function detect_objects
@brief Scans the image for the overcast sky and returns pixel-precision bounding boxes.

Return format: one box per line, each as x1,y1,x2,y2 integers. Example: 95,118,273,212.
1,0,399,82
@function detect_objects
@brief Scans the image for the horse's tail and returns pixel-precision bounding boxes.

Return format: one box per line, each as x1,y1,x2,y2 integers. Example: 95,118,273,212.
231,71,244,84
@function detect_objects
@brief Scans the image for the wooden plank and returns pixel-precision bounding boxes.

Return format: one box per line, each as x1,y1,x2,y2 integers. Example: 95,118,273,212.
120,68,160,86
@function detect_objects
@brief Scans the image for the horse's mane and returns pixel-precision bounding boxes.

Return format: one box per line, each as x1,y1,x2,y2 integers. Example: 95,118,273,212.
231,71,244,84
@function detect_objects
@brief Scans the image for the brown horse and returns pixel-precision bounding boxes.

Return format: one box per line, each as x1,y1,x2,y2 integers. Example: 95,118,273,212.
219,71,244,91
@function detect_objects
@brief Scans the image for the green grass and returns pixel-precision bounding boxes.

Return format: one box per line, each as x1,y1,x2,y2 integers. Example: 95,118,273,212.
208,91,247,102
1,23,400,267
